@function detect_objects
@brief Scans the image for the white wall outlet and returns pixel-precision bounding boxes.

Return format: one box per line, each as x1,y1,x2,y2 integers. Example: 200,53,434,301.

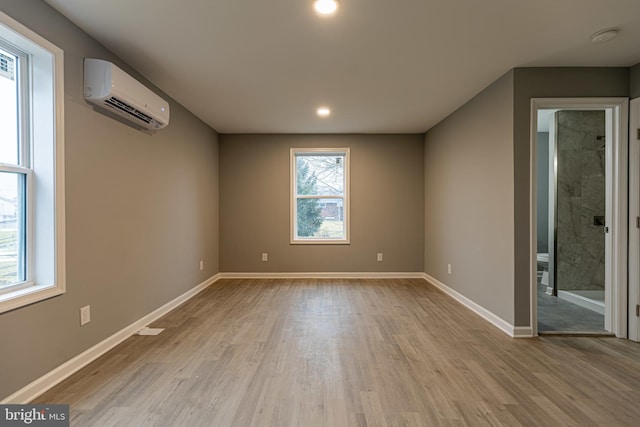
199,260,204,271
377,253,383,262
447,264,452,274
80,305,91,326
262,253,268,262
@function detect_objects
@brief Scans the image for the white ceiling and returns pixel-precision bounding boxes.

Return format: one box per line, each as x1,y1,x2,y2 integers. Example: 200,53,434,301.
44,0,640,134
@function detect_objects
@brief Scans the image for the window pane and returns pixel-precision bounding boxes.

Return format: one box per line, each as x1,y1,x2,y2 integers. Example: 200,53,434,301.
296,198,344,239
296,155,344,196
0,171,26,287
0,47,19,165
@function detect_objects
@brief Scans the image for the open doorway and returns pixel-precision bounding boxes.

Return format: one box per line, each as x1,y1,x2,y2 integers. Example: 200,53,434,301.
530,98,629,336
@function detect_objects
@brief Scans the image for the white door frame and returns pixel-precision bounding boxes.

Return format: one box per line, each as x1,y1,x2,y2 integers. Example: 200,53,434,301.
629,98,640,342
530,98,629,337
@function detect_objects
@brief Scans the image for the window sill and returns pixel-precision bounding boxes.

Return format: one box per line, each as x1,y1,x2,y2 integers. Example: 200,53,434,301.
0,283,64,314
290,240,351,245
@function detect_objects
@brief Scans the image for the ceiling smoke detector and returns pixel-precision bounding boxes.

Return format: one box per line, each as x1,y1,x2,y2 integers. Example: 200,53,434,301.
590,28,619,44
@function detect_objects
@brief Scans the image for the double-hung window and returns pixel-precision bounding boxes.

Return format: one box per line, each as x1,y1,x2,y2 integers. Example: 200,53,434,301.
0,11,65,313
290,148,349,244
0,45,28,287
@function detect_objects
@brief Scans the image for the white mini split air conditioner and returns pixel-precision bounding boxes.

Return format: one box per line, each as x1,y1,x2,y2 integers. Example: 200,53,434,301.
84,58,170,130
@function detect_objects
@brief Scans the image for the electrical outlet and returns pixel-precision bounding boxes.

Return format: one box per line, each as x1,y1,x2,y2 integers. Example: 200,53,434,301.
262,253,268,262
80,305,91,326
377,253,383,262
447,264,452,275
199,260,204,271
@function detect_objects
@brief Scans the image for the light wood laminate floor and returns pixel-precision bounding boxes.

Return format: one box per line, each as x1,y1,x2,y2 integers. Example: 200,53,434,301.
35,279,640,426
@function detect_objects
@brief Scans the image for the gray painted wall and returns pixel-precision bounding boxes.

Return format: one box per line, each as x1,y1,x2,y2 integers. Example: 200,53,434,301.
424,71,515,324
0,0,219,399
424,68,628,328
631,63,640,99
536,132,549,253
219,134,424,273
512,67,629,326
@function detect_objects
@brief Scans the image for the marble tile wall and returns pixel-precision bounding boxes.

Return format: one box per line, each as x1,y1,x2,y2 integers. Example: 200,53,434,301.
556,110,606,291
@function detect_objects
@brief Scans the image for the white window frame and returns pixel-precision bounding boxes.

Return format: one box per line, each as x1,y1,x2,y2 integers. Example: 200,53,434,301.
290,147,350,244
0,10,66,314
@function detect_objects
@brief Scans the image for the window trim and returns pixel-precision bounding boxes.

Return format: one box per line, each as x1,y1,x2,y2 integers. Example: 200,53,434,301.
290,147,350,245
0,10,65,314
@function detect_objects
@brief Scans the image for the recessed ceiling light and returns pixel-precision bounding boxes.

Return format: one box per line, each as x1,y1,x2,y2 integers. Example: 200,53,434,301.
314,0,339,16
591,28,619,44
317,107,331,117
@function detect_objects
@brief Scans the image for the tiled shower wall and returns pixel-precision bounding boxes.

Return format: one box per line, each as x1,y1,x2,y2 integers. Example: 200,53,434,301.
556,110,606,291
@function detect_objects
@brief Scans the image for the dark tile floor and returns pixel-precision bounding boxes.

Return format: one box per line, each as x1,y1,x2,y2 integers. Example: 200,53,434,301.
537,284,608,334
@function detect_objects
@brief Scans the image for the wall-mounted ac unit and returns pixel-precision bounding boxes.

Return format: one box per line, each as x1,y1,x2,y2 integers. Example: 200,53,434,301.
84,58,170,130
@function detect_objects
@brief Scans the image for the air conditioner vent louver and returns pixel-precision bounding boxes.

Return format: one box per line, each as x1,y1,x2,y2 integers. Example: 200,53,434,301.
83,58,169,130
105,97,154,125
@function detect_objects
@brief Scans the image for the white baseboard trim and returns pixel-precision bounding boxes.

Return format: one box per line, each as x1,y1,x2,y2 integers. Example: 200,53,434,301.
219,272,426,279
2,273,221,404
513,326,534,338
557,290,605,315
423,273,532,338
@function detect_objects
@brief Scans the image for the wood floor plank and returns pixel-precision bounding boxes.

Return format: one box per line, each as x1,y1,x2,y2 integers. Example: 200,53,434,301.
360,391,388,427
32,278,640,426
